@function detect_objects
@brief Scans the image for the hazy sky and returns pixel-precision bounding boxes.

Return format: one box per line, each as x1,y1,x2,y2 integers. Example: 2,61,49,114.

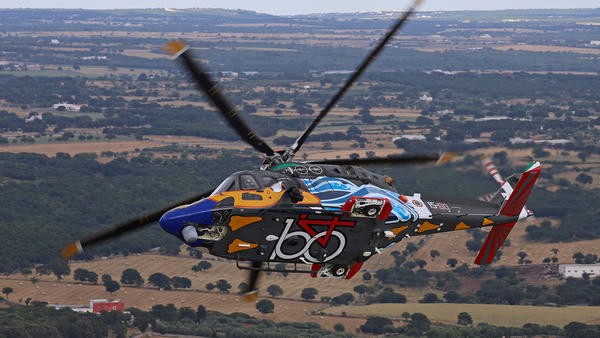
2,0,599,14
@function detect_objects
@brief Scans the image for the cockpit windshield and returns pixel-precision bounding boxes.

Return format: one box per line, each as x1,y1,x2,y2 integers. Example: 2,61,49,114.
210,171,296,196
210,176,235,196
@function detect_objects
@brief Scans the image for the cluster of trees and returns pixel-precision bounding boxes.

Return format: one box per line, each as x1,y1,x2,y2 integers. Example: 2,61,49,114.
0,303,129,338
3,300,600,337
525,186,600,242
137,303,348,337
0,152,256,273
372,249,600,306
361,311,600,337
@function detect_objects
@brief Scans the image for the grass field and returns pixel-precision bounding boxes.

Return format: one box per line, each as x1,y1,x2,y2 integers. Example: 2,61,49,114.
0,140,162,156
325,303,600,327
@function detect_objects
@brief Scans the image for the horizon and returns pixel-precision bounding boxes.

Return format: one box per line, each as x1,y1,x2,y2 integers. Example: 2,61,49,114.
1,0,599,15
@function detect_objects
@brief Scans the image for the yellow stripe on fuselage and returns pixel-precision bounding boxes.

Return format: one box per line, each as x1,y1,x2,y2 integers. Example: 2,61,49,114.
210,188,321,208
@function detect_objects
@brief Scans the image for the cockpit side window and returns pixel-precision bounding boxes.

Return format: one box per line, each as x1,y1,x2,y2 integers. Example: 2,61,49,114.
240,174,260,190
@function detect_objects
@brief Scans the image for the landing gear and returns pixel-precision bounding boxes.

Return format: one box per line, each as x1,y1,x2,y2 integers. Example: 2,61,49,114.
315,263,349,278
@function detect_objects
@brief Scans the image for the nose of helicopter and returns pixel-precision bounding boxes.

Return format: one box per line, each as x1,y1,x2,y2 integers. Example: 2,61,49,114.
159,198,217,237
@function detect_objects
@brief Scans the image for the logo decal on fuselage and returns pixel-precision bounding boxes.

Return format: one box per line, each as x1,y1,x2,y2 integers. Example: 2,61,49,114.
302,176,419,223
270,215,355,263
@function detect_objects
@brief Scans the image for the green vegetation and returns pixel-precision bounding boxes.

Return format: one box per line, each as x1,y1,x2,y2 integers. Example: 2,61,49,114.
0,152,255,273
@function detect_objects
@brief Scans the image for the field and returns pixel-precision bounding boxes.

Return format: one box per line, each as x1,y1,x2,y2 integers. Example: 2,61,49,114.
0,140,163,156
0,250,405,332
412,218,600,271
325,303,600,327
492,44,600,55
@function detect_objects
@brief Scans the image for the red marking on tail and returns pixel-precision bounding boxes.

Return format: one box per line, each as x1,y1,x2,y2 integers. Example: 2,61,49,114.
475,163,540,265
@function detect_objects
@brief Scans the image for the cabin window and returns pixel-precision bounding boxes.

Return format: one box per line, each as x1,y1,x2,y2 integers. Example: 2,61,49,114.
240,174,260,190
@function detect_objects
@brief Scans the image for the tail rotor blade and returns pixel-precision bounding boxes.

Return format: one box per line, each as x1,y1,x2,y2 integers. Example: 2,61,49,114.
482,157,505,184
163,40,275,157
285,0,423,160
61,188,214,260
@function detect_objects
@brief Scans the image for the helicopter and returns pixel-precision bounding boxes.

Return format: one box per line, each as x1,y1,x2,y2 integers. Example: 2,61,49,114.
61,0,540,299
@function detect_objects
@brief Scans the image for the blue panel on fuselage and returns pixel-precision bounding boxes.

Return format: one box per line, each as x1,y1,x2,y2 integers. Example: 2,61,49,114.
302,176,419,223
159,198,217,236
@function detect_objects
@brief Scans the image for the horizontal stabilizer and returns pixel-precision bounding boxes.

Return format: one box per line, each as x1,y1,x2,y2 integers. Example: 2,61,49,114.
475,162,540,265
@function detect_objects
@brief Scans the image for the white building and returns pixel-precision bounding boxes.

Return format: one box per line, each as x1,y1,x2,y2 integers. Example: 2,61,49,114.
558,264,600,278
393,134,426,142
25,114,43,123
53,103,83,112
419,94,433,102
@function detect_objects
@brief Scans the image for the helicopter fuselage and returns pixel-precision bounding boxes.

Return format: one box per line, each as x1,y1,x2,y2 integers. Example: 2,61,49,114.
159,163,512,278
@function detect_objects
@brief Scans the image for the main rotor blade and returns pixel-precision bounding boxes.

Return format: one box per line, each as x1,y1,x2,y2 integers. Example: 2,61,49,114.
310,152,439,166
286,0,422,159
163,40,275,157
60,188,214,260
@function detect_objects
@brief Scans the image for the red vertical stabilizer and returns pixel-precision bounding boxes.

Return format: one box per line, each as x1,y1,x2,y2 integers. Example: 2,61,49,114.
475,162,540,265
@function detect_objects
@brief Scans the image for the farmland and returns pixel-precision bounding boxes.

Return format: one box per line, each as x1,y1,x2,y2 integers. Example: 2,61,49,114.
0,6,599,336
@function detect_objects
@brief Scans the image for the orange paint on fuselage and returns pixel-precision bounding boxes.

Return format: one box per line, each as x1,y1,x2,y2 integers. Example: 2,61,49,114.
211,188,321,208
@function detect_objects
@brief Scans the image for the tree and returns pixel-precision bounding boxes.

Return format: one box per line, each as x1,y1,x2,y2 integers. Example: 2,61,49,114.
457,312,473,326
171,276,192,289
148,273,172,290
179,307,196,321
333,323,345,332
430,250,440,260
74,268,98,284
101,274,112,284
151,304,178,322
347,125,362,137
362,272,372,281
120,268,144,286
129,308,154,332
376,290,407,303
408,312,431,335
2,287,13,299
443,291,461,303
186,247,203,259
466,239,482,253
301,287,318,301
215,279,231,293
330,292,354,306
47,259,70,280
192,261,212,272
104,280,120,294
256,299,274,314
419,293,440,303
238,282,249,294
518,251,529,264
353,284,368,297
360,316,393,334
196,305,207,321
415,259,427,270
266,284,283,297
575,173,593,185
447,258,458,268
